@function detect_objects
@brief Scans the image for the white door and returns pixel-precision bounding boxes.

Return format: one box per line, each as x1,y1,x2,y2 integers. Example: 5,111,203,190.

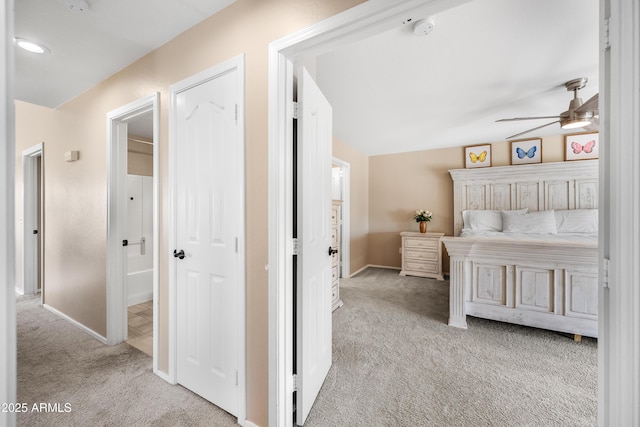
174,69,240,416
296,67,333,425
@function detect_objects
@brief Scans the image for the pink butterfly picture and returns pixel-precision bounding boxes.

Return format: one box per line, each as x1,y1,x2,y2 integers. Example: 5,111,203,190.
565,132,599,161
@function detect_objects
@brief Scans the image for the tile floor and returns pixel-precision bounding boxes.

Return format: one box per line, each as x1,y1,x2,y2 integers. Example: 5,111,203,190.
127,300,153,356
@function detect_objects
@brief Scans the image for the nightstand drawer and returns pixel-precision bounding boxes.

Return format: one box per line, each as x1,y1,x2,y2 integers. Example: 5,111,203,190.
404,260,439,273
332,265,339,281
405,237,438,250
331,206,339,225
331,228,338,245
332,284,339,302
405,249,438,261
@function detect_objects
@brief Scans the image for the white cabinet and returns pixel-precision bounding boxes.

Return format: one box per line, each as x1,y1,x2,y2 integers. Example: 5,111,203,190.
399,232,444,280
331,200,343,311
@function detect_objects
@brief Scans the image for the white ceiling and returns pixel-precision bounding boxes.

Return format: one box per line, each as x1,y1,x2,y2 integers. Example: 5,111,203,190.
15,0,236,108
316,0,599,155
15,0,599,155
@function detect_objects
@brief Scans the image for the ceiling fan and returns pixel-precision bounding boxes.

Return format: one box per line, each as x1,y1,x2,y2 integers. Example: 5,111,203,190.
496,77,599,139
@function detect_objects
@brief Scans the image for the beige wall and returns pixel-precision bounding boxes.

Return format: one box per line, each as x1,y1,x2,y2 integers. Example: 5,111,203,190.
332,137,368,275
368,135,567,272
127,139,153,177
14,0,365,425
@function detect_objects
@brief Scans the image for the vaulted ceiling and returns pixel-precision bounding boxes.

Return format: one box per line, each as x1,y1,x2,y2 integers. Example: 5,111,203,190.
316,0,599,155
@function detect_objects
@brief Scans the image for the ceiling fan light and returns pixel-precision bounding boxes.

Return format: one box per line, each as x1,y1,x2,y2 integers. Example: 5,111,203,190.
561,118,591,129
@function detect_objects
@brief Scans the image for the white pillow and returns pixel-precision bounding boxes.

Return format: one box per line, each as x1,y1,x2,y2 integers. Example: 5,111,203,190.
555,209,598,233
468,210,502,231
466,208,528,232
502,210,558,234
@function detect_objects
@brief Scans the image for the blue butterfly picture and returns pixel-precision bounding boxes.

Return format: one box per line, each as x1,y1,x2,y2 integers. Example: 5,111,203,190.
516,146,536,159
511,138,542,165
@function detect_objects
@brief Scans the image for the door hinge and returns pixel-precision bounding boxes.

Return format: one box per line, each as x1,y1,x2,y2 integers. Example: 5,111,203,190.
235,370,238,386
292,101,300,120
292,374,299,392
234,104,238,124
291,238,300,256
601,17,611,51
602,258,610,289
235,237,238,253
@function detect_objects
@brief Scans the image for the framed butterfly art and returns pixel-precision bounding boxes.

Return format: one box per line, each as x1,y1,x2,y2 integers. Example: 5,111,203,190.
464,143,492,169
565,132,599,161
510,138,542,165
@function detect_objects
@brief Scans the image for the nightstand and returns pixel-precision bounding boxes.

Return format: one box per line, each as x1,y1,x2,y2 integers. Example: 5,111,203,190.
399,231,444,280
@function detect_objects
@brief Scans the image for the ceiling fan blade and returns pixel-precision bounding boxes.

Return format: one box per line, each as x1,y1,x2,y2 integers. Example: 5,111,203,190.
496,116,562,122
584,115,600,132
575,93,599,114
506,120,560,140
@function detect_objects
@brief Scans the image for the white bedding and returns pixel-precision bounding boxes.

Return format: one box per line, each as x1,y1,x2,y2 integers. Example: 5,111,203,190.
459,230,598,245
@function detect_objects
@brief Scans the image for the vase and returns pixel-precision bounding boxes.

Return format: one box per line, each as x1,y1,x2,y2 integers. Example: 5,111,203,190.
419,221,427,233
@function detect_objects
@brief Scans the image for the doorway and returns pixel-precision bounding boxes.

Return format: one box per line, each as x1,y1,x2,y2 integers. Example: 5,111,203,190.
106,94,159,374
124,112,155,356
22,143,43,298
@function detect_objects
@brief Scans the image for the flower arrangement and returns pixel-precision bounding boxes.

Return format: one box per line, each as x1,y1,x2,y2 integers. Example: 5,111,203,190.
414,209,432,223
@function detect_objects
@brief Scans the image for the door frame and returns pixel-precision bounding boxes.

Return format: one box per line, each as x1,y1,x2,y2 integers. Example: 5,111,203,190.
168,54,247,423
106,93,160,375
332,156,350,278
1,0,16,423
268,3,472,424
22,143,43,297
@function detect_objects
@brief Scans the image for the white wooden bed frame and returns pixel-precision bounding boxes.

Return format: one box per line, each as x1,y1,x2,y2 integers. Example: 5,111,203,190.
441,160,599,338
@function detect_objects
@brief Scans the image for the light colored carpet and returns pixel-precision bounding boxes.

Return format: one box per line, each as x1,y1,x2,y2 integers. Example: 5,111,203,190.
304,267,597,427
16,296,237,427
17,267,597,426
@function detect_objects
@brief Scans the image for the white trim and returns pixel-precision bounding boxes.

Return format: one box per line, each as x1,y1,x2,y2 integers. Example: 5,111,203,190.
14,287,23,296
1,2,16,425
22,143,43,296
268,4,474,425
168,54,247,423
332,156,350,278
349,264,402,278
599,0,640,424
106,92,160,382
242,421,260,427
43,304,107,344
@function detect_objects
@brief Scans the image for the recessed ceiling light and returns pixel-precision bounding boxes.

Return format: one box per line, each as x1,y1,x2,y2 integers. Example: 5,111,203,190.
14,38,50,54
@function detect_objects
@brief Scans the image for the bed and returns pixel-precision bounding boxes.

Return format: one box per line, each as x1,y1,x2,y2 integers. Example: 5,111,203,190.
441,160,599,339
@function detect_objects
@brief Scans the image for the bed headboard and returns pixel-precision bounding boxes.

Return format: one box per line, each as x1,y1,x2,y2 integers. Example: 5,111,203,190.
449,160,598,236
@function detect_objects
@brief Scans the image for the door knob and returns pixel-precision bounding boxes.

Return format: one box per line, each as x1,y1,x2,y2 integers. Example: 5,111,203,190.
328,247,338,256
173,249,185,260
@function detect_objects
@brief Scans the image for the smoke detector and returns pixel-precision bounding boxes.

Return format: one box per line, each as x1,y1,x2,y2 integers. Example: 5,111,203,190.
62,0,90,12
413,17,436,36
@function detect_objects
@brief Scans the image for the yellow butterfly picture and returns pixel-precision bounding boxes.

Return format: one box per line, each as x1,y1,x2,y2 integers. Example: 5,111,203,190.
464,144,492,168
469,150,487,163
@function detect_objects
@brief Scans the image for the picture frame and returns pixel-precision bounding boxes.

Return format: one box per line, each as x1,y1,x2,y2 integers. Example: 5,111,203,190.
564,132,599,161
510,138,542,165
464,143,492,169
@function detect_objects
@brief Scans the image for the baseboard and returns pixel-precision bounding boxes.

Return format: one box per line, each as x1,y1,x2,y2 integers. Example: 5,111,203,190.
242,420,260,427
128,291,153,307
43,304,107,344
349,264,401,277
15,286,24,296
153,368,174,385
